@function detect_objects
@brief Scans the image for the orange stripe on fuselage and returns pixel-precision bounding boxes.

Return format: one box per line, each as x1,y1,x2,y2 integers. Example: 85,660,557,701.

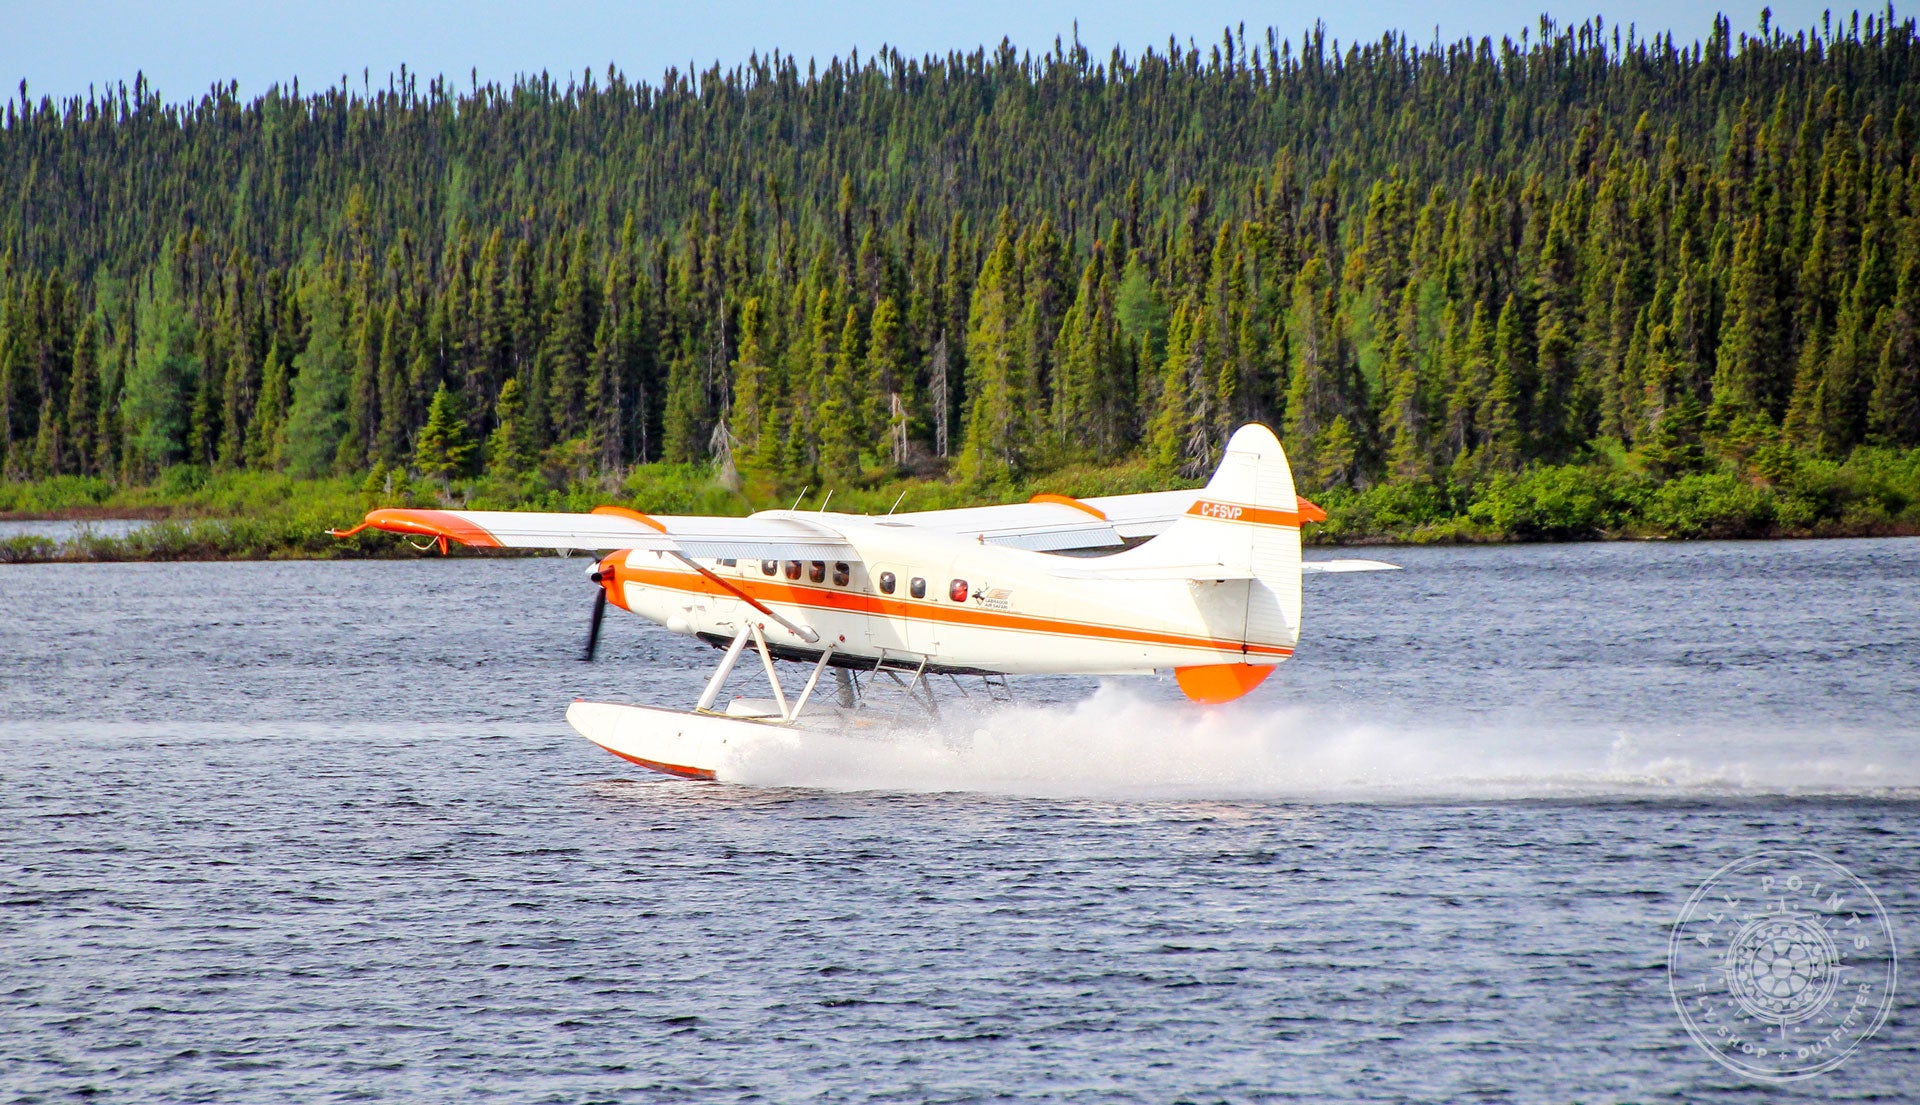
606,559,1292,659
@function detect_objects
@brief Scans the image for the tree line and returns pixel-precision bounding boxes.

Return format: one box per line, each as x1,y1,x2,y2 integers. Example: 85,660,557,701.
2,10,1918,500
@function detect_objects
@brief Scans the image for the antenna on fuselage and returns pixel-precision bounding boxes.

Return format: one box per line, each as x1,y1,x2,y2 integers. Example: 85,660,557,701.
819,489,833,512
888,490,906,515
789,485,810,511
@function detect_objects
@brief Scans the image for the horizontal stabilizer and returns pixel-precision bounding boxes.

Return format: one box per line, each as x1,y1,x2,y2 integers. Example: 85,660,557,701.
1301,559,1402,573
1045,562,1257,581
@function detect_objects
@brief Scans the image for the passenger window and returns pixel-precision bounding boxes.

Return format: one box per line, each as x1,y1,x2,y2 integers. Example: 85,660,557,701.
879,571,896,594
910,577,927,599
719,558,737,567
809,561,826,583
762,559,777,576
950,579,969,603
832,562,850,587
785,560,802,580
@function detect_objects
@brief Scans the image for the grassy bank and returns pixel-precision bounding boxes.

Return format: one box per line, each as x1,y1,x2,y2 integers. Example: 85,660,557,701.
1313,447,1920,543
4,447,1918,564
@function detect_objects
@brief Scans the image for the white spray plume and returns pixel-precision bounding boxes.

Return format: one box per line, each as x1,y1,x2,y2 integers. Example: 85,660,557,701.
724,683,1918,800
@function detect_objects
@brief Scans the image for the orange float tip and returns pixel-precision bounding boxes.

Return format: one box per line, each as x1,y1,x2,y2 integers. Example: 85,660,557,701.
1295,497,1328,523
1174,663,1273,704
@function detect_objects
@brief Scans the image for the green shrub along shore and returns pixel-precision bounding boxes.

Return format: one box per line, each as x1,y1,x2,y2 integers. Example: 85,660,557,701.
4,441,1916,564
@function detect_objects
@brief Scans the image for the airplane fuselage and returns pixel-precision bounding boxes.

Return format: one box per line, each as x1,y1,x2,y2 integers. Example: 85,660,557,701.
601,514,1293,677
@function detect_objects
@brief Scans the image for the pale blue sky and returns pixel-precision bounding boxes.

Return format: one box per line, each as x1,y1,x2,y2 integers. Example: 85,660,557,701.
1,1,1857,104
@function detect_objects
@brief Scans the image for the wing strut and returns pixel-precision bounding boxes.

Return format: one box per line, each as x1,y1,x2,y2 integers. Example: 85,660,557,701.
665,550,819,643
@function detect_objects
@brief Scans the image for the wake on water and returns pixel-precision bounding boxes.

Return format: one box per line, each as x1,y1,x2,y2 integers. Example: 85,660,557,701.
724,682,1920,800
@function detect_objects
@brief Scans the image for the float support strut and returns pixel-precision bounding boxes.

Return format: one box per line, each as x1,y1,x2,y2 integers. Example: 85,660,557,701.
787,644,837,722
695,623,754,712
751,623,791,719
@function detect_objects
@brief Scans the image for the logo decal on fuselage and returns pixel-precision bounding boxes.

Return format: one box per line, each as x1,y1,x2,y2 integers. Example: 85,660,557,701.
972,585,1012,611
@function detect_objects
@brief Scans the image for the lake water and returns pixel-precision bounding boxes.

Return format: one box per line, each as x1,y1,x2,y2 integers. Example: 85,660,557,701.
0,519,153,543
2,539,1916,1102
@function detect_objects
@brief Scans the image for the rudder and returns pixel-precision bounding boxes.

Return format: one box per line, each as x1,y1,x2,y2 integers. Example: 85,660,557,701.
1112,424,1306,700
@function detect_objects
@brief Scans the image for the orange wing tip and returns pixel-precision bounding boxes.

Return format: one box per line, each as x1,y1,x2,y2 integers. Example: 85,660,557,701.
1296,497,1328,523
1174,663,1273,704
1028,492,1108,520
353,508,504,549
591,505,667,532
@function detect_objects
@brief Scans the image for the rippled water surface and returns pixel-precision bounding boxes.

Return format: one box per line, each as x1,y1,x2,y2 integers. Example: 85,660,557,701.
3,539,1917,1102
0,519,150,542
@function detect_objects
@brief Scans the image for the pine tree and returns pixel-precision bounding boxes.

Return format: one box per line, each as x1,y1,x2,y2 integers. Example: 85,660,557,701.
376,306,410,464
730,296,771,468
1283,254,1367,487
1482,295,1526,472
1710,216,1781,425
542,238,597,443
959,216,1025,483
1377,270,1432,479
1050,258,1100,450
865,296,909,467
1443,301,1493,474
816,307,864,481
414,383,476,480
246,344,289,470
64,318,99,476
1866,234,1920,446
486,376,536,477
122,272,202,476
1148,302,1197,472
283,282,354,479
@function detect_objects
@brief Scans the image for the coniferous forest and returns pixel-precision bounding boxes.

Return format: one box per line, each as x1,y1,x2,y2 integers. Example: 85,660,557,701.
4,11,1920,551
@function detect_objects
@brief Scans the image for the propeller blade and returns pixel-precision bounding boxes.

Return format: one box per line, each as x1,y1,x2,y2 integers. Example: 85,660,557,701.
581,585,607,662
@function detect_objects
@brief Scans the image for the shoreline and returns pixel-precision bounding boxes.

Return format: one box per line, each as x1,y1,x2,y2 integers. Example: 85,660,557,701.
6,450,1918,562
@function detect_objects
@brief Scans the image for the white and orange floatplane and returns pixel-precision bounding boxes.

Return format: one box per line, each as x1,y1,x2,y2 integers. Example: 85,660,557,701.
331,423,1397,780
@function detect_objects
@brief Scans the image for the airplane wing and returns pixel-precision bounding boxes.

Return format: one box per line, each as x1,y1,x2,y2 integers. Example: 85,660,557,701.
888,489,1201,550
330,506,858,561
889,488,1324,551
335,491,1339,562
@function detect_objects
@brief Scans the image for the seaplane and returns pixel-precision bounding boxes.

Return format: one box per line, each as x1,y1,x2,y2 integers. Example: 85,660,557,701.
330,423,1397,780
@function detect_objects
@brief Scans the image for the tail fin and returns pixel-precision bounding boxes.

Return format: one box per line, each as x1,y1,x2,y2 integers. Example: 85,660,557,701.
1114,423,1305,702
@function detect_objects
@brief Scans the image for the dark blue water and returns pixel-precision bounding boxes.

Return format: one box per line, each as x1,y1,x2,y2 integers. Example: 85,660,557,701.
3,539,1917,1102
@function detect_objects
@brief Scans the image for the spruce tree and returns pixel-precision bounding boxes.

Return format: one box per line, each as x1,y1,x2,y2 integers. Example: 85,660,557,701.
486,376,536,477
246,345,289,470
283,288,354,479
959,217,1025,483
414,383,476,480
1482,296,1526,473
815,307,863,481
865,296,909,467
1866,238,1920,446
64,319,99,476
1710,216,1780,425
1283,254,1361,483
